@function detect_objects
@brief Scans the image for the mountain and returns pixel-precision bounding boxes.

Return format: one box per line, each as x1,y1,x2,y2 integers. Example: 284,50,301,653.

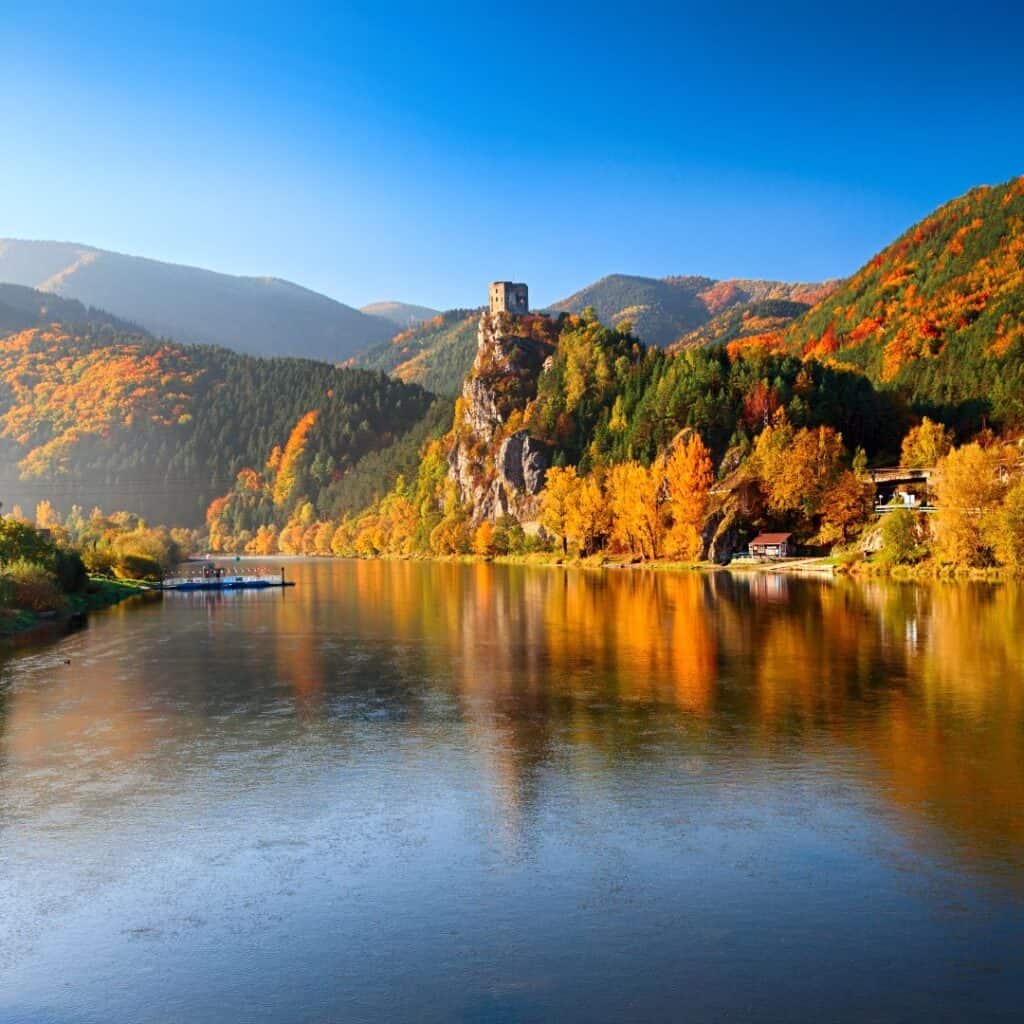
0,239,393,362
0,317,437,526
360,301,440,328
775,175,1024,430
351,309,481,396
549,274,839,347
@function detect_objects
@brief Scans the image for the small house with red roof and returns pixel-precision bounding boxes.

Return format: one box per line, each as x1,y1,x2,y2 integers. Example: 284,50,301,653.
748,532,794,559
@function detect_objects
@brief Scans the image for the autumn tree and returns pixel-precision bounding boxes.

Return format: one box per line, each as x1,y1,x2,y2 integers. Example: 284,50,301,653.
877,508,924,565
932,443,1006,566
246,523,279,555
816,470,875,546
540,465,578,555
987,478,1024,568
34,500,62,532
472,521,496,557
330,519,356,556
752,414,846,529
608,461,662,559
565,474,610,556
429,479,471,556
661,435,714,560
900,417,953,468
273,410,319,507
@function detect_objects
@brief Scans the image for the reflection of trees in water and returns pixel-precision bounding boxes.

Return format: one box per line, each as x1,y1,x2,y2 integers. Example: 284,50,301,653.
350,564,1024,869
2,562,1023,870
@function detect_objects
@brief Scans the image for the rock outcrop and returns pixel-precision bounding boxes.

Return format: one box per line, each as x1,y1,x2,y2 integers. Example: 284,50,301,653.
447,312,555,522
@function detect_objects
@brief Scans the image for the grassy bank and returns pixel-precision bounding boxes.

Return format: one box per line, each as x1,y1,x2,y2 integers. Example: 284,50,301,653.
0,575,150,641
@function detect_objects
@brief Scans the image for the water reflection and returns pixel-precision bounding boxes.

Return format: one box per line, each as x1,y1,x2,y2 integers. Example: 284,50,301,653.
2,565,1023,873
2,562,1024,1022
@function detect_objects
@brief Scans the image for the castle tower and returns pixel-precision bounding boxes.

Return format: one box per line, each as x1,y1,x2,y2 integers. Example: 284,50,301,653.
489,281,529,315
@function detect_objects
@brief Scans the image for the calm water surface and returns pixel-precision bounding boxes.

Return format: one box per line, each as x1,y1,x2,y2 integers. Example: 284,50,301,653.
1,561,1023,1022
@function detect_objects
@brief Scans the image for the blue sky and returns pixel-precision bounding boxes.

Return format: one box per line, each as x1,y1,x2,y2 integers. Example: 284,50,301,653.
2,1,1023,310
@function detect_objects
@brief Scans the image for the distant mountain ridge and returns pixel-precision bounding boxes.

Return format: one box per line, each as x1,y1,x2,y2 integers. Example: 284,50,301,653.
0,239,393,362
360,301,440,328
549,273,839,347
0,282,140,335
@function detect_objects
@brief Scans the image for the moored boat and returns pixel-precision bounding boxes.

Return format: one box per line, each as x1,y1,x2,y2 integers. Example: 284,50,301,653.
161,564,294,591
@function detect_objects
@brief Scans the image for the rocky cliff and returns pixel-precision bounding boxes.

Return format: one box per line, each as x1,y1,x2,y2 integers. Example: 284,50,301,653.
447,312,556,522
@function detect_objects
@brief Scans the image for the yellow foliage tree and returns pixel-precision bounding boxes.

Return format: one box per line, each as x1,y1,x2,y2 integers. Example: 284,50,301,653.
34,500,62,532
312,520,335,555
608,461,662,559
989,479,1024,568
429,511,470,555
933,443,1006,566
900,417,953,468
753,417,845,520
566,474,610,556
540,465,578,555
246,523,279,555
330,519,356,556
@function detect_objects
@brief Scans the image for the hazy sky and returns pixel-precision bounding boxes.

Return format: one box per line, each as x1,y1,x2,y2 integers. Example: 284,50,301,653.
3,1,1023,310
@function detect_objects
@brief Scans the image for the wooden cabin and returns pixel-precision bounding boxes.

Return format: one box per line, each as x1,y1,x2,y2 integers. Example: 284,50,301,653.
748,532,794,559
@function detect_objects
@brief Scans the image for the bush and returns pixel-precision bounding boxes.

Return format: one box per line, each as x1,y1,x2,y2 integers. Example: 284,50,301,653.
81,544,117,576
0,559,66,612
878,508,926,565
114,553,163,581
54,548,88,593
112,527,181,573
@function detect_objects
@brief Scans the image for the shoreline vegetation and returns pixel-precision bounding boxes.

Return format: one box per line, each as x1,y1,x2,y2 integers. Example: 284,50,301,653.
0,576,152,644
0,510,181,644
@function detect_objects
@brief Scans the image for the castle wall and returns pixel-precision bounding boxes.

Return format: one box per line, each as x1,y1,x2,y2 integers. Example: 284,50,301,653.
489,282,529,315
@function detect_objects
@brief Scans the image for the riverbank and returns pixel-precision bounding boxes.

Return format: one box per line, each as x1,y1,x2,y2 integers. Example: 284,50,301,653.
839,558,1024,581
208,550,843,575
0,576,152,644
205,548,1024,580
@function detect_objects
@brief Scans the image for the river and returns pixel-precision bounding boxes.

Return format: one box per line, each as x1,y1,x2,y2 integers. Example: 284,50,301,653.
1,560,1022,1022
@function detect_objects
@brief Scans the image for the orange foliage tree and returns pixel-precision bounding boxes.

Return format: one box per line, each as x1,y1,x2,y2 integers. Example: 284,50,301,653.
661,435,714,560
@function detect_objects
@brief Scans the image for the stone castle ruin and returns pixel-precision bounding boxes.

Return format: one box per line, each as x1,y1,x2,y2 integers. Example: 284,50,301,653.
488,281,529,315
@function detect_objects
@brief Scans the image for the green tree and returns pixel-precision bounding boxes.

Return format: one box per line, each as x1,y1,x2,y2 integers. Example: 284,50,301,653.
878,508,924,565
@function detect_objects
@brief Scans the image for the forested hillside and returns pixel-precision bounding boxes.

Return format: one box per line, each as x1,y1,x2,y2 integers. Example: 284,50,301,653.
549,274,837,347
670,299,813,351
774,175,1024,430
0,239,393,361
0,283,138,334
0,323,436,525
208,307,904,557
352,309,480,396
